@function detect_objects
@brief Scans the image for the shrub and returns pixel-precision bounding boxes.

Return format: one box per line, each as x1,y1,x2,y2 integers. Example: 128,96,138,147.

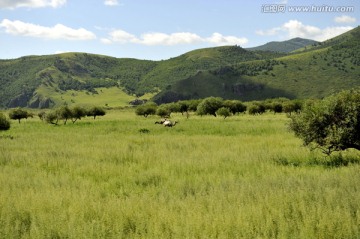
156,106,171,118
135,102,157,118
216,107,231,119
289,89,360,155
71,106,87,123
0,113,10,131
196,97,223,117
38,111,46,121
45,111,59,125
87,106,106,120
57,106,73,124
9,108,32,123
248,103,266,115
223,100,247,114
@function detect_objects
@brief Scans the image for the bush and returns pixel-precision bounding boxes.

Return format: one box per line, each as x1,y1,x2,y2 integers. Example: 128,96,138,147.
197,97,223,117
71,106,87,123
248,103,266,115
223,100,247,114
216,107,231,119
87,106,106,120
135,102,157,118
156,106,171,118
289,89,360,155
45,111,59,125
9,108,32,123
0,113,10,131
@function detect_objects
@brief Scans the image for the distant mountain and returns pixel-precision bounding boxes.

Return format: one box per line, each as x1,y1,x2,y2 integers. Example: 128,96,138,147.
247,38,318,53
0,27,359,108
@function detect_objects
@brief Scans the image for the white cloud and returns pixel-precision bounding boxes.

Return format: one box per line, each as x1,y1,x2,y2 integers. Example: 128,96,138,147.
104,0,119,6
0,0,66,9
102,29,248,46
55,50,69,54
256,20,354,41
139,32,203,46
207,32,248,46
334,15,356,24
107,29,138,43
0,19,96,40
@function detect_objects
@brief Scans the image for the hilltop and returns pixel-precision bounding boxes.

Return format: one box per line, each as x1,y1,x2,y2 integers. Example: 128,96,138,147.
0,26,359,108
246,38,318,53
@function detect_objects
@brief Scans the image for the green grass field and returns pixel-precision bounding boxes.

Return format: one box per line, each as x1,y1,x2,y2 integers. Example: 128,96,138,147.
0,110,359,238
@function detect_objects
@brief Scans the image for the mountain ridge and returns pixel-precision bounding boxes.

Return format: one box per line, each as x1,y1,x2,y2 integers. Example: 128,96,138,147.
246,37,318,53
0,26,359,108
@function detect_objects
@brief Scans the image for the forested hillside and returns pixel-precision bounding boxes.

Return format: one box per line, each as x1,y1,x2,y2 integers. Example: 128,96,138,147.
0,26,359,108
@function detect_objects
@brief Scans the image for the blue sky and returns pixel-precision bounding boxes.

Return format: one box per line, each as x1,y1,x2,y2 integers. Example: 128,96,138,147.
0,0,359,60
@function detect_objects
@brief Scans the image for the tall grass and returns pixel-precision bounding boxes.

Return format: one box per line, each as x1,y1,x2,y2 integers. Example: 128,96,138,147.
0,110,359,238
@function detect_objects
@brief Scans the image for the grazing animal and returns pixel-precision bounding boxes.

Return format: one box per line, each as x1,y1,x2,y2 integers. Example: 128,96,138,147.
155,118,167,124
163,120,178,127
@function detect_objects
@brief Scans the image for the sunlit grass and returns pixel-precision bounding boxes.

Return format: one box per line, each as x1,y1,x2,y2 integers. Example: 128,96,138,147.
0,110,359,238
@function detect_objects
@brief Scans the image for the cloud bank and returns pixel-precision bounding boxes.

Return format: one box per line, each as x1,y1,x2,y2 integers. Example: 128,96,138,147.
0,19,96,40
101,30,248,46
256,19,354,41
0,0,66,9
104,0,120,6
334,15,356,24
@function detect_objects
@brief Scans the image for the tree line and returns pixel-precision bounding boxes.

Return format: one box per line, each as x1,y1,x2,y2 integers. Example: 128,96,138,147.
135,97,303,119
0,106,106,126
1,89,359,156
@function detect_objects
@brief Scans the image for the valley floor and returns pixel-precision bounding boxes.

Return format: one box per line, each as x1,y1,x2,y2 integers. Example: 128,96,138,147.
0,110,359,238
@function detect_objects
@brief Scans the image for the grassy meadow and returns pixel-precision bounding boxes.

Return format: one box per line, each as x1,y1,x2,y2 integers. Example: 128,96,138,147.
0,109,359,238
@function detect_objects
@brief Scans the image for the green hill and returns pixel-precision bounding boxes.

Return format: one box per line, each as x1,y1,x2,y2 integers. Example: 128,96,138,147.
247,38,318,53
156,26,360,103
0,26,359,108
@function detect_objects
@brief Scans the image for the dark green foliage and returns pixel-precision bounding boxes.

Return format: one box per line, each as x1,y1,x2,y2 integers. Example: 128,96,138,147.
283,101,302,115
138,128,150,134
216,107,231,119
248,103,266,115
71,106,87,123
86,106,106,120
135,102,157,118
247,38,318,53
38,111,46,121
44,105,98,125
196,97,223,117
0,113,10,130
45,111,59,125
8,108,32,123
156,106,171,118
57,106,73,125
289,89,360,155
223,100,247,114
272,103,283,113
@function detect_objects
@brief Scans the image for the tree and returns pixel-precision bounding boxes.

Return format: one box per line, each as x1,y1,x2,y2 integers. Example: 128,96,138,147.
223,100,247,114
38,111,46,121
196,97,223,117
57,106,73,125
135,102,157,117
0,113,10,131
87,106,106,119
156,105,171,118
248,103,266,115
9,108,32,123
289,89,360,155
216,107,231,119
283,100,302,115
71,106,86,123
45,111,60,125
271,103,283,114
